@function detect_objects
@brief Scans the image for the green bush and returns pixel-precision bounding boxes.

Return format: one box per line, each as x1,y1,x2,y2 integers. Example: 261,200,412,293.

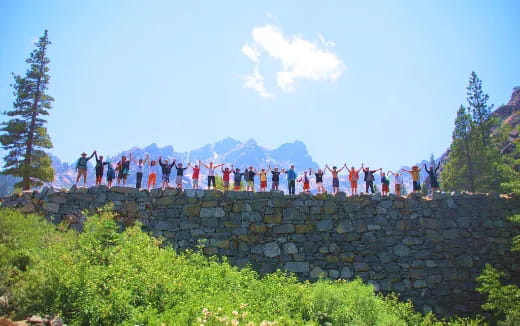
0,208,481,325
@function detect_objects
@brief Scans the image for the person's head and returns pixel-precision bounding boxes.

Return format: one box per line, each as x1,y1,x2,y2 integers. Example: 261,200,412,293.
304,170,307,175
249,166,253,170
351,166,355,170
122,156,127,161
194,164,198,169
224,167,229,171
412,165,418,171
235,168,240,172
81,152,87,157
99,155,104,160
395,172,399,176
381,172,386,177
178,163,183,168
274,167,279,172
138,158,143,164
318,168,322,174
430,165,434,170
209,162,213,167
290,165,295,170
164,159,169,164
332,166,337,170
366,166,369,170
261,168,265,172
151,161,156,166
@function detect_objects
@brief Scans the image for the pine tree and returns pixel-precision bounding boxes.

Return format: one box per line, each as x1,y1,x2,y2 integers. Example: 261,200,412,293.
0,30,54,190
467,71,493,146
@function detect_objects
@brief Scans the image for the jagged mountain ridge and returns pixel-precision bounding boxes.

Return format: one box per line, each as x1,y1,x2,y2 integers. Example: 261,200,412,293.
51,138,319,188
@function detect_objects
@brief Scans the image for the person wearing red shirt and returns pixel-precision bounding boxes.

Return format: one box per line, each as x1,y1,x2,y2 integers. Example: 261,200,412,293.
192,165,200,189
221,165,233,190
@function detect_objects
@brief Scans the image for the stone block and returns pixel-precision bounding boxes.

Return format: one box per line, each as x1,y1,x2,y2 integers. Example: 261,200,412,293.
316,219,333,231
263,241,281,257
283,242,299,255
264,214,282,224
274,224,295,234
43,202,60,213
354,262,370,272
249,224,267,233
295,224,314,233
284,262,309,273
336,220,354,233
200,207,225,218
310,266,327,278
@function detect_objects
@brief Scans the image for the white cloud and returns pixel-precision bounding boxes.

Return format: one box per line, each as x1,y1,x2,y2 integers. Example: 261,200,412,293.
241,24,345,96
243,66,275,99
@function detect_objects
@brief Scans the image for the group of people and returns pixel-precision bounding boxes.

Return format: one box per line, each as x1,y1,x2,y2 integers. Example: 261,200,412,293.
74,151,441,196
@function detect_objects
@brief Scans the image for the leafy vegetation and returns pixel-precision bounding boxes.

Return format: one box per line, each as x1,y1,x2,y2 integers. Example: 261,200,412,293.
0,208,481,325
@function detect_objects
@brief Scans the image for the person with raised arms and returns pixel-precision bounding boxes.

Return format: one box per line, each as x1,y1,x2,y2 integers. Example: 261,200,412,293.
221,165,233,190
232,167,245,191
147,159,159,190
131,154,149,189
346,165,363,196
116,154,132,186
191,164,200,189
174,161,191,190
75,151,95,187
387,170,403,196
94,151,107,186
257,168,269,192
159,156,176,189
199,161,224,190
269,166,281,191
402,165,423,193
424,162,441,193
380,171,390,196
309,167,326,194
284,165,297,195
326,164,346,195
362,164,381,194
106,161,116,189
297,170,311,193
245,166,257,192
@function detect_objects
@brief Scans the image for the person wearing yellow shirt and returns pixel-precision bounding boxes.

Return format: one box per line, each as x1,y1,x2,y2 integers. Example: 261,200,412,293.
401,165,423,193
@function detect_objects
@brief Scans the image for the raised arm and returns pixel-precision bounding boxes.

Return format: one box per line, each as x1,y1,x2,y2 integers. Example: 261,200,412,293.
338,165,346,173
199,161,210,169
143,155,149,165
325,164,332,172
435,161,441,172
87,151,95,160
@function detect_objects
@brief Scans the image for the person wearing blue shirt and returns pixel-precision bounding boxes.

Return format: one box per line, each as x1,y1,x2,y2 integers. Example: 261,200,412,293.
284,165,297,195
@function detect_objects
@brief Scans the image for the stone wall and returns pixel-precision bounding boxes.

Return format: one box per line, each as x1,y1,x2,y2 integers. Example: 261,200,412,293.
2,186,520,316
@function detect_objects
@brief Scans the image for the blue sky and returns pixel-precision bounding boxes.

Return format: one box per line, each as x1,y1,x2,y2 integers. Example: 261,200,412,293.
1,1,519,169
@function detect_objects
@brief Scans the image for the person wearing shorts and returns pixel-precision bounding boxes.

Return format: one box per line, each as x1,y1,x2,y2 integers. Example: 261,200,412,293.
326,164,346,195
175,162,190,190
106,162,116,188
232,168,244,190
192,165,200,189
159,156,176,189
147,160,158,190
246,167,256,191
310,168,325,193
221,166,233,190
380,172,390,196
93,151,105,186
75,151,95,187
269,166,281,191
200,161,223,190
402,165,422,193
116,155,132,186
347,165,362,196
297,170,311,193
258,168,268,192
388,171,402,196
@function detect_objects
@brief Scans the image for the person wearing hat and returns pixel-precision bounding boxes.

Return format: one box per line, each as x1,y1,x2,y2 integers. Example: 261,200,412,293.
75,151,95,187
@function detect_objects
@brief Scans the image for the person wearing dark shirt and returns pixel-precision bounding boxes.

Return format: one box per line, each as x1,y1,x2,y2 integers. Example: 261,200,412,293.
246,167,256,192
75,151,95,187
116,154,132,186
424,162,441,192
269,166,281,191
362,164,381,194
159,156,176,189
310,168,326,193
232,168,245,190
94,151,105,186
175,162,191,190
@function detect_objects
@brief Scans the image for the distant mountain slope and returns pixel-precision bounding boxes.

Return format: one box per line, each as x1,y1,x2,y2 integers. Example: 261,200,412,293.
48,138,320,189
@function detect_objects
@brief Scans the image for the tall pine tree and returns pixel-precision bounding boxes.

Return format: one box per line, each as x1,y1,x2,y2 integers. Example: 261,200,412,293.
442,72,509,192
467,71,493,146
0,30,54,190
